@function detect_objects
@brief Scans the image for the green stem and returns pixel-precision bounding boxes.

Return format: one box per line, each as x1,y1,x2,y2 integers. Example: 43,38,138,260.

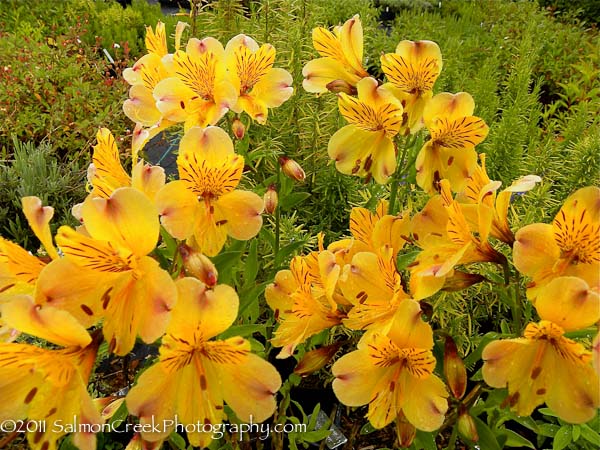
447,423,458,450
388,135,415,215
501,257,522,332
274,169,281,258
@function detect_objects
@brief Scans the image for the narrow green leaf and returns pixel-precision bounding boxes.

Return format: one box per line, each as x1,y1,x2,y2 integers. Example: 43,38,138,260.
473,417,502,450
581,423,600,446
168,432,187,450
499,429,535,448
414,430,437,450
243,240,259,286
218,324,267,340
279,192,311,211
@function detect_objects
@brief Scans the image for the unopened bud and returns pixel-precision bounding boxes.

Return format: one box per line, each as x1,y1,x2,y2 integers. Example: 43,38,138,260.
93,396,125,420
444,336,467,399
442,271,485,292
395,411,416,448
179,244,218,287
264,184,278,214
294,343,341,377
231,118,245,140
326,79,357,95
279,156,305,182
457,405,479,442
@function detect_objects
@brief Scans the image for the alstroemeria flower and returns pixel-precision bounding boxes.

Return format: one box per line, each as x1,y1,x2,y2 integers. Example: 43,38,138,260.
156,126,263,256
339,246,411,333
0,196,58,341
409,180,504,300
126,277,281,447
153,38,237,130
86,128,165,201
381,40,443,133
35,187,177,356
0,300,102,450
303,14,369,93
513,186,600,300
328,200,411,265
332,300,448,430
415,92,489,194
483,276,600,423
265,254,344,358
224,34,293,124
457,154,541,244
123,22,186,132
328,77,404,184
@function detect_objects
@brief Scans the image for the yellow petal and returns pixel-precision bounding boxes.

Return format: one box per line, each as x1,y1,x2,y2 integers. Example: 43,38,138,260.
131,161,166,200
424,92,474,125
172,277,238,339
123,84,163,126
535,276,600,330
91,128,131,198
156,180,199,240
339,14,365,75
332,347,386,406
250,67,294,108
22,197,58,260
513,223,559,283
81,187,159,257
399,371,448,431
217,345,281,422
265,269,296,318
0,237,45,285
387,299,434,349
302,57,361,93
1,295,91,347
215,190,264,240
145,21,168,57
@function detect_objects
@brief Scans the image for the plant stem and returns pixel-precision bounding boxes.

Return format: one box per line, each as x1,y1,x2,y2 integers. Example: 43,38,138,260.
274,168,281,259
388,135,415,214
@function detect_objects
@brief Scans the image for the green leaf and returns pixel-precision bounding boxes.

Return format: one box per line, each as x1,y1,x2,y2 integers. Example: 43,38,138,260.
539,407,559,418
572,424,581,442
274,240,306,267
414,430,437,450
212,250,243,280
396,250,419,271
360,421,377,435
243,240,259,286
581,424,600,446
473,417,502,450
301,429,331,442
279,192,311,211
218,324,267,340
538,424,560,437
463,332,502,368
160,225,178,256
168,432,187,450
499,429,535,448
552,425,572,450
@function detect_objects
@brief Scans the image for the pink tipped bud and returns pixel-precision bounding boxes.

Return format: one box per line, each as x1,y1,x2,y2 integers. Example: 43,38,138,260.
442,271,486,292
294,343,341,377
179,244,218,287
325,79,357,95
444,336,467,399
264,184,278,214
279,156,305,182
395,411,416,448
457,405,479,442
231,118,245,140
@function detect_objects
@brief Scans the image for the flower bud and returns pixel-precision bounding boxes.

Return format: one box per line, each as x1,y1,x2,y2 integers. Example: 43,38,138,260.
179,244,218,287
279,156,306,182
457,405,479,442
231,118,245,140
395,411,416,448
442,271,486,292
263,184,278,214
294,343,341,377
444,336,467,399
326,79,357,95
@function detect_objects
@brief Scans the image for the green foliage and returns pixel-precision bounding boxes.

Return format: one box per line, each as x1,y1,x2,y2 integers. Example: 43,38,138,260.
0,138,85,251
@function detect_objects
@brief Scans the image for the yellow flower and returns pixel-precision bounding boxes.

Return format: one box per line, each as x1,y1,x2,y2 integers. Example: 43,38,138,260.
302,14,369,93
457,154,541,244
126,277,281,447
339,246,411,333
156,126,264,257
328,199,411,265
482,277,600,423
409,180,504,300
123,22,186,131
224,34,293,124
415,92,489,194
265,254,344,358
513,186,600,299
86,128,165,200
35,187,177,356
153,38,237,130
328,77,404,184
381,40,443,133
332,300,448,431
0,302,102,450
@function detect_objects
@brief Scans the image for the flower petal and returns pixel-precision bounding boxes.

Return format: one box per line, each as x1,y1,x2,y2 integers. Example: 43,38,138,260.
215,190,264,241
156,180,199,240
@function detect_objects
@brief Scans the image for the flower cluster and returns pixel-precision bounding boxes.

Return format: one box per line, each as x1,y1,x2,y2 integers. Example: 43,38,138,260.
0,21,293,450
